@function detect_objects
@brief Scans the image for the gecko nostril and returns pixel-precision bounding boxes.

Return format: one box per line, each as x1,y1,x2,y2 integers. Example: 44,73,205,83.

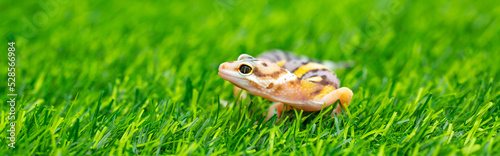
219,63,227,70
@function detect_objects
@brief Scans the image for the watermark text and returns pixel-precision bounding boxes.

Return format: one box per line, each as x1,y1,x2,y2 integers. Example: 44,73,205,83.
7,42,17,148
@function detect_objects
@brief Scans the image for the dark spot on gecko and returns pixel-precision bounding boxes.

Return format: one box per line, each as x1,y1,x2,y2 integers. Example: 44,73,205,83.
262,62,268,67
318,76,330,85
312,75,339,88
274,85,283,92
289,78,301,85
266,83,274,89
310,89,323,96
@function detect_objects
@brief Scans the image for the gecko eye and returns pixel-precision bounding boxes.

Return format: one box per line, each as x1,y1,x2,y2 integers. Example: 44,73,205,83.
239,64,253,74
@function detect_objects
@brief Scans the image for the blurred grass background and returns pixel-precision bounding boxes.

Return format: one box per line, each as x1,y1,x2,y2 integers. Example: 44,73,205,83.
1,0,499,155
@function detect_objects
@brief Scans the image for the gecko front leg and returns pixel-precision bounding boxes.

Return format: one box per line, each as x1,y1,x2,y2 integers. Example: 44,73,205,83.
233,86,248,101
266,102,284,121
267,102,295,122
220,86,249,108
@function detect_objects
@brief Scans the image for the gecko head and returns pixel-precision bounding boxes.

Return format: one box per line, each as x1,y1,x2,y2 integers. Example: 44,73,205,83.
218,54,286,94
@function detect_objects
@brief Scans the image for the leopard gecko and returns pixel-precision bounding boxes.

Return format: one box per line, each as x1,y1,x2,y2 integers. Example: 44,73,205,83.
218,50,353,120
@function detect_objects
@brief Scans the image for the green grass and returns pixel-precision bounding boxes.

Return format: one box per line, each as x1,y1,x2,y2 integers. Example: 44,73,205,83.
1,0,499,155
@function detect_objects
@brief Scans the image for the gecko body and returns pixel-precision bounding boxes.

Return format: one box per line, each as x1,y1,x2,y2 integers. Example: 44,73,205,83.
218,50,353,120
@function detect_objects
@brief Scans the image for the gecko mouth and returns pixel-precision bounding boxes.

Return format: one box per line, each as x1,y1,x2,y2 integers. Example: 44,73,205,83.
218,70,239,80
218,69,248,86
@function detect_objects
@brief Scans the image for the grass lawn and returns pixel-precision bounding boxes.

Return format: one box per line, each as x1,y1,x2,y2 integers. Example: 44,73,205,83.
1,0,499,155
